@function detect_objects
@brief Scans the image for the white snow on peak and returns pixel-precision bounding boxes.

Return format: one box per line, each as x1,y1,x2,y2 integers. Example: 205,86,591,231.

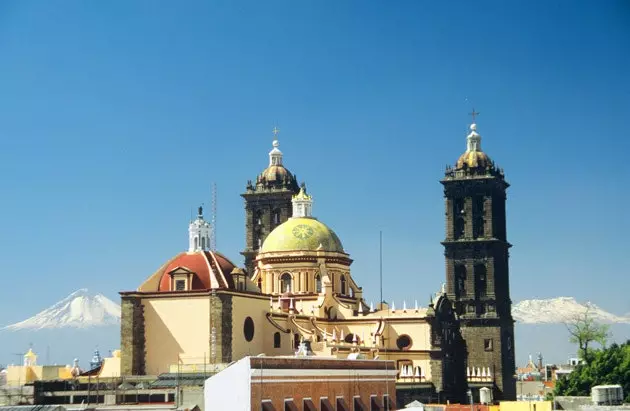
2,288,121,331
512,297,630,324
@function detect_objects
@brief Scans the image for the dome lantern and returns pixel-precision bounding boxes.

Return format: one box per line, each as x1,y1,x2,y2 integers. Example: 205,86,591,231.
269,127,283,167
188,205,211,252
292,183,313,218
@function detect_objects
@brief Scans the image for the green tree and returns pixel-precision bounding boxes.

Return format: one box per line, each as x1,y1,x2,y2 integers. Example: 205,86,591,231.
554,340,630,403
566,308,610,362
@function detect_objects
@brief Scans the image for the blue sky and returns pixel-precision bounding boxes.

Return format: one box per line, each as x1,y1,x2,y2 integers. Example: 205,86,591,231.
0,1,629,354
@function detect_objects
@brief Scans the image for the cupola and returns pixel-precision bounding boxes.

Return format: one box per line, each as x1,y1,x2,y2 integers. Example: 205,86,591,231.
188,206,211,252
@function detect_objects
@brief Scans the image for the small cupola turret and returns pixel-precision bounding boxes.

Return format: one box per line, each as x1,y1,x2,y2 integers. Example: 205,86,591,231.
188,206,212,252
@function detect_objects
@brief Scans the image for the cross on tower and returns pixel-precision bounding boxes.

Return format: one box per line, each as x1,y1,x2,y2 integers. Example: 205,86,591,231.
469,109,480,123
272,126,280,137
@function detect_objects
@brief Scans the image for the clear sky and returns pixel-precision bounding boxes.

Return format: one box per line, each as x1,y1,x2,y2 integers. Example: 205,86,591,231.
1,1,629,336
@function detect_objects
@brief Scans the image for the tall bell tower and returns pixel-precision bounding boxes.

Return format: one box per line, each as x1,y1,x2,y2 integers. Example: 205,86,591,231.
241,128,300,275
441,114,516,400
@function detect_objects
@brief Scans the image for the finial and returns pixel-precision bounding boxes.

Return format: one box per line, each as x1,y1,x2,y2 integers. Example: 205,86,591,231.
198,205,203,217
469,108,480,124
272,126,280,139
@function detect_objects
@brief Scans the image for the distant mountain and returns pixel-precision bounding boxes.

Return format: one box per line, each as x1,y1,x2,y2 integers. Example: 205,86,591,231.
512,297,630,324
1,289,121,331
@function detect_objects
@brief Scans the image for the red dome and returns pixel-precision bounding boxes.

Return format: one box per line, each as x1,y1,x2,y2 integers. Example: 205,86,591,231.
157,251,236,292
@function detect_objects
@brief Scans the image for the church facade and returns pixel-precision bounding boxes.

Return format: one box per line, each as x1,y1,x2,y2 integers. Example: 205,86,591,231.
119,121,516,403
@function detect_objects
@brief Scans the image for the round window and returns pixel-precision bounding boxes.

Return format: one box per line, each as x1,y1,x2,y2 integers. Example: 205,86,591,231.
396,334,412,350
243,317,255,342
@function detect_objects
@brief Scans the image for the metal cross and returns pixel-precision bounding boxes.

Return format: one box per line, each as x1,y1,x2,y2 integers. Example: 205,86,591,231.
272,126,280,137
469,109,480,123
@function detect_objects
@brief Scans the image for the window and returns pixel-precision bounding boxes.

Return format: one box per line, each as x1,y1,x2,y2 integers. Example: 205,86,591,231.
257,277,262,290
484,338,493,351
396,335,412,350
474,264,487,299
455,265,466,298
194,237,199,250
201,236,206,249
320,398,334,411
175,280,186,291
473,196,485,238
315,274,322,293
397,360,413,378
353,397,366,411
243,317,255,342
294,333,301,350
255,210,263,226
454,198,465,239
281,273,292,293
273,332,281,348
340,275,347,295
273,209,281,225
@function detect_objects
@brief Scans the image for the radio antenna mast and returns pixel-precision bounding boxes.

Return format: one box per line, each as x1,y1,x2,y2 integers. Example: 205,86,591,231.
211,182,217,251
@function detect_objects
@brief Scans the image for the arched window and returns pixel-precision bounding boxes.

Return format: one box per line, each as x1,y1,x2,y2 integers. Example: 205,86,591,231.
281,273,292,293
455,265,466,298
201,236,206,249
294,333,301,350
273,332,281,348
474,264,487,299
194,237,198,250
315,274,322,293
340,275,347,295
257,277,262,290
272,209,281,225
255,210,263,226
454,198,465,239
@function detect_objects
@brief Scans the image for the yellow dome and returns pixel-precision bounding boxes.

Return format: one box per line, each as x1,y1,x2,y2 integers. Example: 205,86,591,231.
456,150,492,169
261,217,344,253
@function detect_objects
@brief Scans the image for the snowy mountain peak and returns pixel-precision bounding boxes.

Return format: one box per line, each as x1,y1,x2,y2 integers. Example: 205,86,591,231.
2,289,121,331
512,297,630,324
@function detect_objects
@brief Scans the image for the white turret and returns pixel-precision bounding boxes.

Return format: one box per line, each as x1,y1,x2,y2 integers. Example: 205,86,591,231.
189,206,212,252
466,123,482,152
292,183,313,218
269,127,283,166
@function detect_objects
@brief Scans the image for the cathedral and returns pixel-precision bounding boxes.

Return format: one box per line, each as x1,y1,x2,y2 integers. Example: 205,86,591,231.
119,119,516,403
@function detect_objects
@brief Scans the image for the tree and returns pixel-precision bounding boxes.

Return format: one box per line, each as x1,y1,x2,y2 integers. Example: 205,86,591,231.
554,340,630,403
565,307,610,362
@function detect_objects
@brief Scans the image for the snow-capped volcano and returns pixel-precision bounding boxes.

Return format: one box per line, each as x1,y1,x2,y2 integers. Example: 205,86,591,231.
2,289,121,331
512,297,630,324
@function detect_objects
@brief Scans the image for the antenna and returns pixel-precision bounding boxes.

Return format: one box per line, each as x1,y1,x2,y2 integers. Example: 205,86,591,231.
379,231,383,306
211,182,217,251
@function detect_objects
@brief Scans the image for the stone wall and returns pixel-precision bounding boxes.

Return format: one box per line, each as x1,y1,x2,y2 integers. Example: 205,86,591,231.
120,296,145,376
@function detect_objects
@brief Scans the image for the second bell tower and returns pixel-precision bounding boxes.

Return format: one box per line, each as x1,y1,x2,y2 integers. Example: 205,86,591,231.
441,117,516,400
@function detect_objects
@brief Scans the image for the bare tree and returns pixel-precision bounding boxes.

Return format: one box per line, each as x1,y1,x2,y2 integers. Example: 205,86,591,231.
565,307,610,362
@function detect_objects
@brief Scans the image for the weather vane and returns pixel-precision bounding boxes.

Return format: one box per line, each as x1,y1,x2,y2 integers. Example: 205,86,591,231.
469,109,480,123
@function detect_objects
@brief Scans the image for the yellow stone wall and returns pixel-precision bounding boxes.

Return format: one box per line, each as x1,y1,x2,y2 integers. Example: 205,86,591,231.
143,295,210,375
230,294,270,359
499,401,552,411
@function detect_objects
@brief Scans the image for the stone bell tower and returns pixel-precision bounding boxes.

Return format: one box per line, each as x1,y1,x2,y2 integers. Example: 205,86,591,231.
441,114,516,400
241,128,300,275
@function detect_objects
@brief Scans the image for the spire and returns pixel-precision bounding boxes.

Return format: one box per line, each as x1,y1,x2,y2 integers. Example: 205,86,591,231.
189,205,212,252
269,127,283,166
292,183,313,218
